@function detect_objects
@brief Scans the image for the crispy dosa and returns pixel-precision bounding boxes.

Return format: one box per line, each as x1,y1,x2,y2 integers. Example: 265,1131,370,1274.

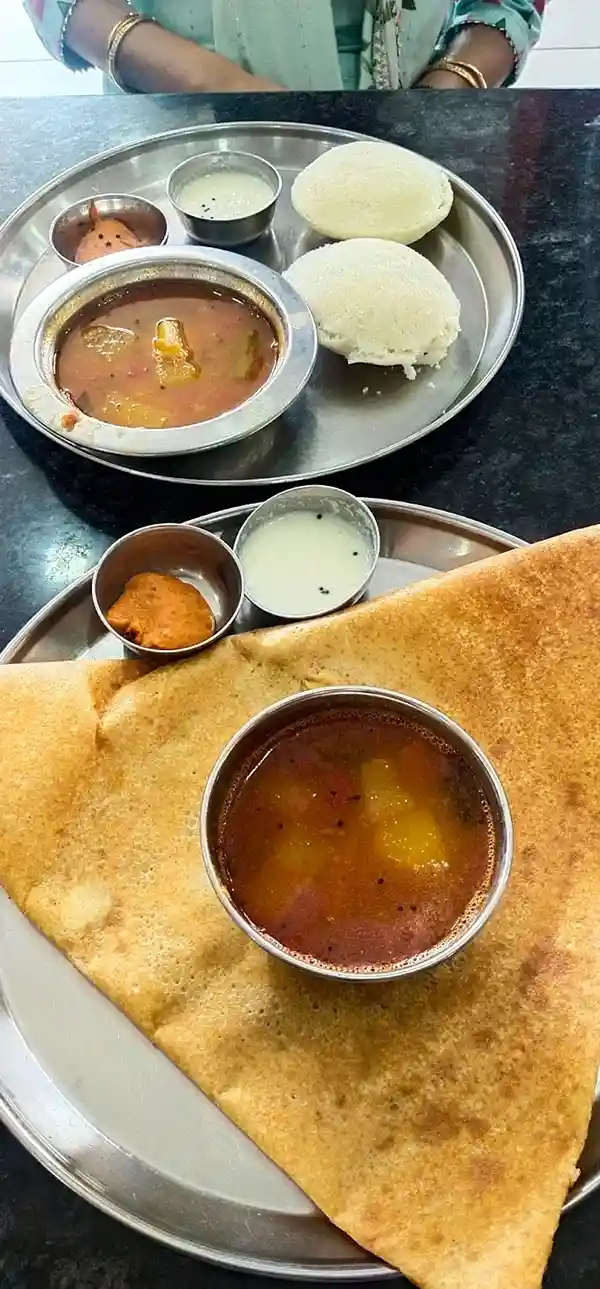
2,526,600,1289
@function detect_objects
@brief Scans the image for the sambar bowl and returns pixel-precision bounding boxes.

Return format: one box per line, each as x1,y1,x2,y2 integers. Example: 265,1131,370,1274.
9,244,318,459
200,686,513,982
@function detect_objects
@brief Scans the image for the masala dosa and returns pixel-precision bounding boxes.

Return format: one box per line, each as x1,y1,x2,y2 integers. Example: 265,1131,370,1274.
2,526,600,1289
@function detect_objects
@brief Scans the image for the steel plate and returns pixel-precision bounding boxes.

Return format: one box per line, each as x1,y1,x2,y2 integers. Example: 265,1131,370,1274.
0,121,524,487
2,502,590,1279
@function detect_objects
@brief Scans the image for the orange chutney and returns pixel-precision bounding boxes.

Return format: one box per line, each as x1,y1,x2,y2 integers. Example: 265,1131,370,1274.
218,710,495,970
56,282,278,430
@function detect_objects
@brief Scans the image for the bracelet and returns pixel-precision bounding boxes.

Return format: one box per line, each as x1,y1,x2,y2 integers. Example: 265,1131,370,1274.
428,57,487,90
60,0,90,69
106,13,155,91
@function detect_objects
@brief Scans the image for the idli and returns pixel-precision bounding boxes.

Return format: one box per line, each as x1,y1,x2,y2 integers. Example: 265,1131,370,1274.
284,238,460,378
291,140,453,244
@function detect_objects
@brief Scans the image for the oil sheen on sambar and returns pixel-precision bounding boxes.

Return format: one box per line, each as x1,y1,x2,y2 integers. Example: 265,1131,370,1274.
56,281,277,429
218,711,495,970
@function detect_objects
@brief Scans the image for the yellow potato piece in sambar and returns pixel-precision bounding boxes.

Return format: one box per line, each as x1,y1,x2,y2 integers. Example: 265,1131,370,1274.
377,807,448,871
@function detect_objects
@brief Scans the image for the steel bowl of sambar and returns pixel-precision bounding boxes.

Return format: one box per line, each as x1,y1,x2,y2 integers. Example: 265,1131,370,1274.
200,686,513,982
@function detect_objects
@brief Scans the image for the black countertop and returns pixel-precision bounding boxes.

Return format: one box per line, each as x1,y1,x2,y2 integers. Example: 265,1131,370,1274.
0,89,599,1288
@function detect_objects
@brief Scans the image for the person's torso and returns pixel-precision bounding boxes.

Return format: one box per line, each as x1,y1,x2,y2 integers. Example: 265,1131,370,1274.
138,0,451,90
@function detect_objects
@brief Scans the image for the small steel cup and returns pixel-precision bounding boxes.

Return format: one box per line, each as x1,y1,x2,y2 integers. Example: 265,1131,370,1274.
92,523,244,663
167,151,282,248
201,686,513,982
49,193,168,267
233,485,380,621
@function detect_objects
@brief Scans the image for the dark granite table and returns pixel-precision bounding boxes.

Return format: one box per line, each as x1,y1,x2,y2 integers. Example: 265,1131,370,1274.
0,88,599,1288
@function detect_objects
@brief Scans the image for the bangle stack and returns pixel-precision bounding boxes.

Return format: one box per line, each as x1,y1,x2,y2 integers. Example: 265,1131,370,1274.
426,57,487,89
106,12,155,90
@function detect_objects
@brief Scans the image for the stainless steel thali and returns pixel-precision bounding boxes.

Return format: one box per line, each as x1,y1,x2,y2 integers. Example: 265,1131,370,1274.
0,121,524,488
1,499,598,1275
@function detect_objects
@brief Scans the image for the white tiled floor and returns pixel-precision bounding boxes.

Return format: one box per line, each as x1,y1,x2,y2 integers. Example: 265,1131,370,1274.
1,0,599,93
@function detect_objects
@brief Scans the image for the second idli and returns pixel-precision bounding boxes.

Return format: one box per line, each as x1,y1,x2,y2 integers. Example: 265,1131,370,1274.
284,239,460,378
291,140,453,244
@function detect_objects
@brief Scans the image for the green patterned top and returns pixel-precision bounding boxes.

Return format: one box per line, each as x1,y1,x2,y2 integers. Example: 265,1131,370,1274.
24,0,547,90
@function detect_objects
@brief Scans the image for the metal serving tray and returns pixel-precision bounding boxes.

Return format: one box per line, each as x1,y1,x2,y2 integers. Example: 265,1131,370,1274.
0,121,524,488
2,501,592,1280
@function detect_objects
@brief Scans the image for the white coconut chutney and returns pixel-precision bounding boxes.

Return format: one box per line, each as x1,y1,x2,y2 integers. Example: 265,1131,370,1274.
238,510,372,618
177,170,273,221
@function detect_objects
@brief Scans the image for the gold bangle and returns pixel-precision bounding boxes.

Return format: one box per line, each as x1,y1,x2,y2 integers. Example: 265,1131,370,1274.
429,57,487,90
106,13,155,91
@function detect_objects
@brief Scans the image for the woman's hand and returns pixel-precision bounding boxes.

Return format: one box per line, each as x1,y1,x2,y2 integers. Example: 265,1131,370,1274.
66,0,282,93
